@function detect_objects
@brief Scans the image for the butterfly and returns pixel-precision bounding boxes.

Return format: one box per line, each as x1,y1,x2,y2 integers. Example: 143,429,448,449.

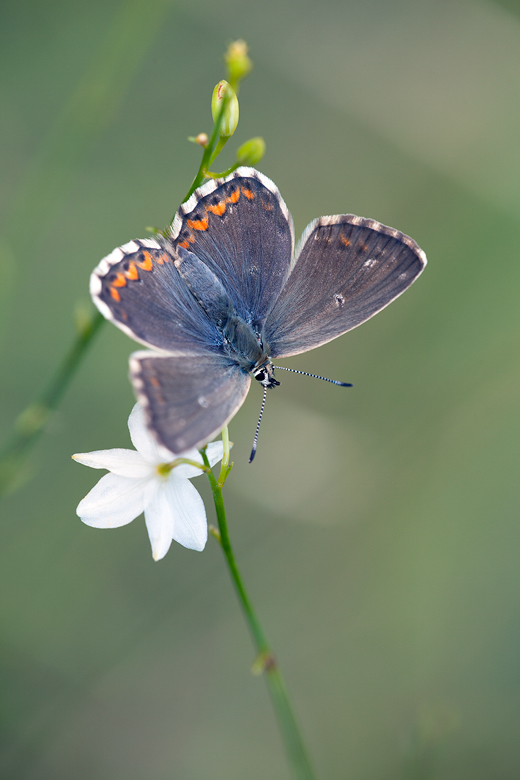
91,167,426,456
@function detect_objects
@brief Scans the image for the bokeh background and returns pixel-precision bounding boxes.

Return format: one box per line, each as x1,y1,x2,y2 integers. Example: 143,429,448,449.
1,0,520,777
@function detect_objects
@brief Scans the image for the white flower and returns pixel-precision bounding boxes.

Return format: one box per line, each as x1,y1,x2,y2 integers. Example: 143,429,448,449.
73,404,223,561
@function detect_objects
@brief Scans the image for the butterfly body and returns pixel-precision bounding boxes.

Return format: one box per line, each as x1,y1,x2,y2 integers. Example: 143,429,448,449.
91,168,426,455
174,244,272,377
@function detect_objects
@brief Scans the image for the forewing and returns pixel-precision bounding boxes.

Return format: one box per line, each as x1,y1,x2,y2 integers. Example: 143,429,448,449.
170,167,294,328
91,239,220,354
263,215,427,358
130,351,251,455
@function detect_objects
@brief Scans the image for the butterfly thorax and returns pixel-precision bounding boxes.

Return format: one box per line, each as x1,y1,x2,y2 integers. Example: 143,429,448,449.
222,314,263,364
222,314,278,386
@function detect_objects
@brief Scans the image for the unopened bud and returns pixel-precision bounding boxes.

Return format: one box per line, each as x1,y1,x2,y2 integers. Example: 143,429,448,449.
195,132,208,147
225,40,252,88
236,137,265,166
211,80,239,138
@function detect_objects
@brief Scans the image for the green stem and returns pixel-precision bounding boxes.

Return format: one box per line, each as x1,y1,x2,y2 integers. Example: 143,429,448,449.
208,136,229,167
203,453,318,780
176,89,232,211
0,310,105,495
203,162,240,180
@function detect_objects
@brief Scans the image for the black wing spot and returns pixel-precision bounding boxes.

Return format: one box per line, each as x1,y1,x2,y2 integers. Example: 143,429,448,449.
334,293,345,308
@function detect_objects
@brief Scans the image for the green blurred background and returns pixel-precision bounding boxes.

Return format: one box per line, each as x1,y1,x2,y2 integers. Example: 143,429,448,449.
1,0,520,777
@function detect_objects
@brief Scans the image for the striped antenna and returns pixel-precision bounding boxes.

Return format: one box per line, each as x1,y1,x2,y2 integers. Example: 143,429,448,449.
272,365,352,387
249,381,269,463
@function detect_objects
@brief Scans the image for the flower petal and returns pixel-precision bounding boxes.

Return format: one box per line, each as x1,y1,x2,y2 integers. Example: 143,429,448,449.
127,403,174,465
77,472,147,528
205,441,225,469
143,481,175,561
168,478,208,551
73,449,151,478
173,441,225,479
143,477,207,560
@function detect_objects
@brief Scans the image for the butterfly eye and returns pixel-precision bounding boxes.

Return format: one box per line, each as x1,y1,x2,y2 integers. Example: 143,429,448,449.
254,369,266,382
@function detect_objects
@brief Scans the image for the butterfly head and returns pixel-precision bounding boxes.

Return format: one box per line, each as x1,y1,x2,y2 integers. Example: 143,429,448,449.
252,360,280,388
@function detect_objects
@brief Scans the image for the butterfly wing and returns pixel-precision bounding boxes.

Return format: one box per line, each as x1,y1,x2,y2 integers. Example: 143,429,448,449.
263,215,427,358
91,238,222,355
130,351,251,454
170,167,294,329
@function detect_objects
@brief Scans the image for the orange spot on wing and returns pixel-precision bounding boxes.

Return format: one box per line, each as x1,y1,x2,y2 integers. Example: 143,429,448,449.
137,251,153,271
150,376,160,388
112,272,127,287
340,235,351,247
155,253,169,265
241,187,254,200
125,262,139,280
109,287,121,302
226,188,240,204
187,215,209,231
207,200,226,216
177,233,195,249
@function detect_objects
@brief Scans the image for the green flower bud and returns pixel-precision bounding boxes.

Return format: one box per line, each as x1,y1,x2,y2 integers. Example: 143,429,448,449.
211,80,239,138
225,40,253,89
236,137,266,167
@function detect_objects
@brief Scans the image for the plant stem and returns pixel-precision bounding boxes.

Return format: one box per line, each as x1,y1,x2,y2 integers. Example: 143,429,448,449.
176,89,232,211
203,454,318,780
0,310,104,495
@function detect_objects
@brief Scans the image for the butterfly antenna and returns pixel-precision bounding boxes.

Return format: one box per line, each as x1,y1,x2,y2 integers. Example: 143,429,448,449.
249,381,269,463
272,365,352,387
